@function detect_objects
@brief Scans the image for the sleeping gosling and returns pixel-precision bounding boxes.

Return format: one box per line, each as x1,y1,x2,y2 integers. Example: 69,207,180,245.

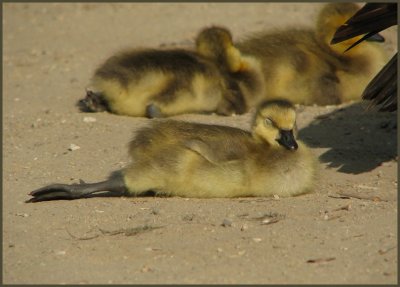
79,26,264,118
236,3,388,106
28,99,316,202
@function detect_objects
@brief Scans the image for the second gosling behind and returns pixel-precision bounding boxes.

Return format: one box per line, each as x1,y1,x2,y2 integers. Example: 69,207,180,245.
237,3,388,106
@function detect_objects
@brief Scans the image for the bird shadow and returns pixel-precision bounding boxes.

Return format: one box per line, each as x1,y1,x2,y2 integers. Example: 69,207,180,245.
298,103,397,174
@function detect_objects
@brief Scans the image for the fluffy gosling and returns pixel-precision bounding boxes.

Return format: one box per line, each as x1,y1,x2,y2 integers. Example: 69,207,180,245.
236,3,388,106
28,99,316,202
79,26,264,118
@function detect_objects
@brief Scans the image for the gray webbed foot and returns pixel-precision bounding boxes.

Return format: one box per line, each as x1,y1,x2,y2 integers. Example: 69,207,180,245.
77,90,110,113
27,184,88,202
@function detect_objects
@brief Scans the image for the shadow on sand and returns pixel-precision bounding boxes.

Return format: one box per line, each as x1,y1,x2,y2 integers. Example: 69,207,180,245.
299,103,397,174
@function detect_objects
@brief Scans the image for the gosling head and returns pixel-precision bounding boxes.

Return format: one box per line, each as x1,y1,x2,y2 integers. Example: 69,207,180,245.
316,3,385,54
196,26,243,72
252,99,298,151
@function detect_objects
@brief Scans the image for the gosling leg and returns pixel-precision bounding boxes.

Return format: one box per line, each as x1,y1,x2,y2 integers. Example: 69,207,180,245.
145,81,185,118
27,174,126,202
145,103,164,118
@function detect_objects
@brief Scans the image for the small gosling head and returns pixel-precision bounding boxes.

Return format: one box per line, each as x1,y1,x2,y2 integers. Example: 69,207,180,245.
252,100,298,151
196,26,242,72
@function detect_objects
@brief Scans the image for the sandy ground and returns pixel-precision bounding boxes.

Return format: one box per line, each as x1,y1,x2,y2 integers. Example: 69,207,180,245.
3,3,398,284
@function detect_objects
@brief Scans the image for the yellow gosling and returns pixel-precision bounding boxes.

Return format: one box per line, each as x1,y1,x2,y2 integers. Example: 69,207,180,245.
237,3,388,106
29,99,317,202
79,26,264,118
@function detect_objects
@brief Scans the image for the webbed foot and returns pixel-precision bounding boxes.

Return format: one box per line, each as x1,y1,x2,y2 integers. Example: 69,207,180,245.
27,176,127,203
77,90,110,113
27,183,88,202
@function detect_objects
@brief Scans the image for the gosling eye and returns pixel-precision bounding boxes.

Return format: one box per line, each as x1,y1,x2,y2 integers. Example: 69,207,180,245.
265,118,273,126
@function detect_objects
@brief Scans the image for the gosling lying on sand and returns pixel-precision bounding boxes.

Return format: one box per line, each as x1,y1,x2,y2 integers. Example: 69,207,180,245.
29,100,316,202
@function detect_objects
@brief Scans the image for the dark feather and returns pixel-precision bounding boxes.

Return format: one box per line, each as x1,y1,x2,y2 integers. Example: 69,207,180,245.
363,53,397,112
331,3,397,45
331,3,397,112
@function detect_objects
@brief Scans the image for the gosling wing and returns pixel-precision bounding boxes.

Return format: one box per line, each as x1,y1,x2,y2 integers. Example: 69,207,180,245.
184,138,247,164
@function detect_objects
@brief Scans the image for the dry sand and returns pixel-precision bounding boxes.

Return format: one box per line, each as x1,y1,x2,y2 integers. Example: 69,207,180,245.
3,3,398,284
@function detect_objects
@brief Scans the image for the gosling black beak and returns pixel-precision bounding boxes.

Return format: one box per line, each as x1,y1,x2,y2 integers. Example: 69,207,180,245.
366,32,385,43
277,130,298,151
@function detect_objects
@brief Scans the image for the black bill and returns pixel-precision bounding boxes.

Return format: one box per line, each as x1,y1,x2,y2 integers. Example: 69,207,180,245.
277,130,298,151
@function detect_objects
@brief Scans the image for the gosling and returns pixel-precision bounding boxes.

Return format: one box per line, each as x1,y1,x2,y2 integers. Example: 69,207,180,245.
236,3,388,106
28,99,316,202
79,26,263,118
